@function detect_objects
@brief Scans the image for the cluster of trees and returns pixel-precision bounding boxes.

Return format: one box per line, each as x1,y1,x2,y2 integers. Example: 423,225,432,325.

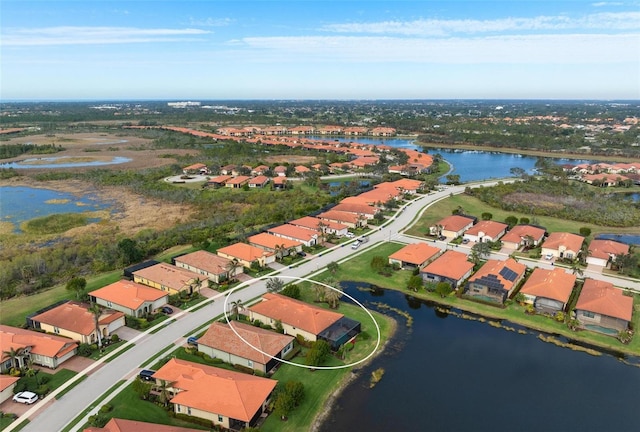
468,179,640,227
0,143,63,159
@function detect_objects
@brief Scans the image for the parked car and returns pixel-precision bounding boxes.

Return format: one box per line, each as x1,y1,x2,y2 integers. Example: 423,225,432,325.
298,251,307,257
462,238,470,244
13,391,38,404
139,369,156,381
187,336,198,346
345,232,355,238
545,253,554,260
161,306,173,314
359,236,369,243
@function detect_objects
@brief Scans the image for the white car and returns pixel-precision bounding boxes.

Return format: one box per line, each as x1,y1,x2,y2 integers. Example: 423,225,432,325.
544,253,554,260
13,391,38,404
345,232,355,238
351,241,361,250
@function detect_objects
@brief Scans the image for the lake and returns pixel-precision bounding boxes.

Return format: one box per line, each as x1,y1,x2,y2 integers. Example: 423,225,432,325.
0,186,113,232
310,135,596,182
320,283,640,432
0,155,131,169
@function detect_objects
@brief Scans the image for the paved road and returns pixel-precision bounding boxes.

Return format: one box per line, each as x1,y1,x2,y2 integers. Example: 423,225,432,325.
13,178,638,432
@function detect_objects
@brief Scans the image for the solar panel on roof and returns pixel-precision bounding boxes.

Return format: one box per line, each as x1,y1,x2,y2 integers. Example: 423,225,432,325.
499,267,518,282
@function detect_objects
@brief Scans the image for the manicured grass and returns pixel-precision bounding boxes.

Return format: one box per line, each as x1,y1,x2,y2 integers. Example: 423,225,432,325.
404,193,640,239
15,368,77,395
0,270,121,327
106,385,209,430
328,242,408,288
0,415,18,431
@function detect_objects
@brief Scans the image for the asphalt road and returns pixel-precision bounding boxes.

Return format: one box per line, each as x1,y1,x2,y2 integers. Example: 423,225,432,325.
13,179,638,432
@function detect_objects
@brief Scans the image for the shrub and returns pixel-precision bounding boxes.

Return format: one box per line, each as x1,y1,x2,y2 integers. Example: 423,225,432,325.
173,413,213,427
88,414,110,428
39,375,50,384
35,384,49,396
233,364,255,374
99,403,113,413
78,343,93,357
110,334,120,343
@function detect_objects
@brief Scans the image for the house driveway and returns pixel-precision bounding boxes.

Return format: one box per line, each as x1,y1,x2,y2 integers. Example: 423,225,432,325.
199,287,218,299
113,326,142,342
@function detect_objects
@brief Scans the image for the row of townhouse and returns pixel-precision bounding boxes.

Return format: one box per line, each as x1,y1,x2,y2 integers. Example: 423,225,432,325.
217,125,397,137
388,243,633,335
429,215,630,266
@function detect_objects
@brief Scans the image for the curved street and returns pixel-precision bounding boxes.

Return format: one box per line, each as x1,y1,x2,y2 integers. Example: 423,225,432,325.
12,178,638,432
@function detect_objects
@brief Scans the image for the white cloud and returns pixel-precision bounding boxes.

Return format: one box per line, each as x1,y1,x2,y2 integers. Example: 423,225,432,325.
1,26,210,46
321,12,640,36
188,17,234,27
237,33,639,65
592,2,625,7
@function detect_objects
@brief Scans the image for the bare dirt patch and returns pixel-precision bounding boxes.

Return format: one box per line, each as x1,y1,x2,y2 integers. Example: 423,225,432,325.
263,154,318,165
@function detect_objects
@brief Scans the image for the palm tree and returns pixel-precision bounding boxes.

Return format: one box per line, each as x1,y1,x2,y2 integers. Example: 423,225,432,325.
89,303,103,348
230,299,244,320
24,359,39,385
225,258,241,280
571,263,584,278
323,278,343,309
472,242,491,261
316,220,328,246
274,244,286,262
156,379,172,408
2,347,23,371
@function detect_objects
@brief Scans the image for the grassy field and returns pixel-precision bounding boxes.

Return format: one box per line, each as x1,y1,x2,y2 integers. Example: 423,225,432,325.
0,270,122,327
405,193,640,239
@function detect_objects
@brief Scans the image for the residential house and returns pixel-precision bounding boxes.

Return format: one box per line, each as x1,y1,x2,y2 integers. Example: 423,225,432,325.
375,178,425,195
132,263,204,296
266,224,318,247
289,126,316,135
388,243,442,269
317,125,343,135
84,418,203,432
288,216,349,238
463,220,508,243
341,186,402,207
430,215,476,239
273,166,287,177
0,325,78,371
344,126,369,136
251,165,270,176
248,175,270,188
420,250,474,289
272,176,287,190
197,321,294,374
586,239,630,267
219,164,237,175
317,209,366,229
464,258,527,304
182,163,208,175
574,279,633,335
370,127,396,136
174,250,241,284
501,225,546,250
207,175,233,188
89,280,169,317
541,232,585,260
582,173,631,187
225,176,251,189
519,268,577,314
30,301,125,345
247,232,303,257
0,375,20,404
151,359,277,430
294,165,311,177
332,202,380,220
248,293,361,349
216,243,275,269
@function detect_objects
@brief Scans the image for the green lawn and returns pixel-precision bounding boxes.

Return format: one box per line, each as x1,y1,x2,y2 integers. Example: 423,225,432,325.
326,242,408,288
15,368,77,395
405,194,640,239
0,270,121,327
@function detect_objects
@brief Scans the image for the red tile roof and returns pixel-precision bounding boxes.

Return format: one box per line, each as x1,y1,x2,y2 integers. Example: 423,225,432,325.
174,250,231,276
543,232,585,253
317,210,361,224
468,258,526,292
31,302,124,336
84,418,203,432
587,239,629,261
153,359,277,422
288,216,348,232
89,280,168,310
267,224,318,243
436,215,475,233
464,220,508,238
248,232,301,250
0,375,19,392
0,325,78,362
133,263,202,292
421,250,474,280
389,243,441,266
520,268,576,303
575,279,633,322
248,293,343,335
217,243,274,262
501,225,546,244
333,202,379,216
198,321,294,365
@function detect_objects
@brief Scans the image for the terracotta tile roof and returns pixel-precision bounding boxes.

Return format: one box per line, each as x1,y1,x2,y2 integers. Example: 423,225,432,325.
251,165,270,174
421,250,474,280
0,325,78,362
468,258,526,292
267,224,318,243
249,293,343,335
31,302,124,336
83,418,203,432
217,243,274,262
436,215,475,232
288,216,348,232
198,321,294,364
317,210,361,224
575,279,633,322
248,232,301,250
520,268,576,303
153,359,277,422
375,178,425,192
464,220,508,238
543,232,585,252
133,263,202,292
0,375,19,392
587,239,629,261
501,225,546,244
333,202,379,216
248,175,270,185
208,175,233,184
389,243,441,266
174,250,231,276
182,163,206,171
89,280,168,310
272,176,287,185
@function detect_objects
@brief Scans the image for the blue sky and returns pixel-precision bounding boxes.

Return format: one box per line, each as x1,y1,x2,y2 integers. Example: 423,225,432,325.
2,1,639,100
